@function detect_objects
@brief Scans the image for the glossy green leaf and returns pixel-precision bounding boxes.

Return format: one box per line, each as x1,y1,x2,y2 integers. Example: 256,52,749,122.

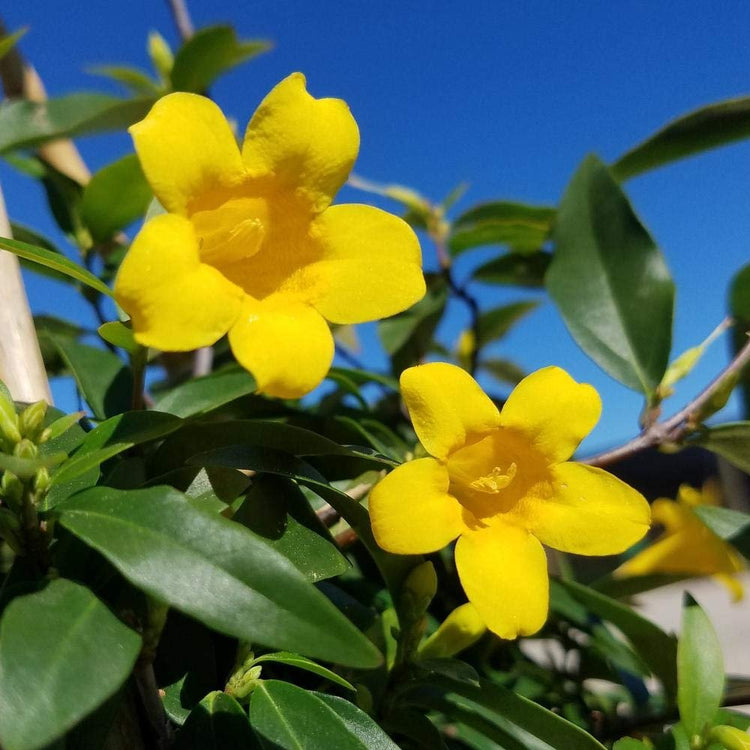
233,474,349,583
449,201,556,256
53,339,132,420
547,154,674,394
58,486,381,668
154,367,257,418
612,96,750,181
694,422,750,473
249,681,398,749
473,250,552,287
175,691,258,750
400,675,606,750
0,237,112,297
252,651,355,692
170,25,270,93
476,300,539,347
0,94,154,153
0,579,140,750
557,580,678,700
81,154,152,242
678,594,724,739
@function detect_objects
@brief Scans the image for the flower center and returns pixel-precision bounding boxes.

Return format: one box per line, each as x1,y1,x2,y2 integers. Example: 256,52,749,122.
190,196,269,266
470,462,517,493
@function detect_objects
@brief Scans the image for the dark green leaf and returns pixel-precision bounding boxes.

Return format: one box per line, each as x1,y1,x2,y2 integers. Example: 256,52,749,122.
252,651,355,691
249,681,398,749
53,339,132,420
175,691,258,750
401,676,606,750
0,237,112,297
81,154,152,242
695,422,750,473
557,580,677,700
0,579,140,750
547,154,674,394
612,97,750,181
233,474,349,583
0,94,154,153
58,486,381,668
473,250,552,287
154,368,257,418
476,300,539,347
170,25,270,93
677,594,724,738
449,201,556,256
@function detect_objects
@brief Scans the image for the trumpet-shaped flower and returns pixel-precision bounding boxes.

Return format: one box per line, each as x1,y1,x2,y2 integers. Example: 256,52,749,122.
114,73,425,398
369,363,651,639
616,481,745,601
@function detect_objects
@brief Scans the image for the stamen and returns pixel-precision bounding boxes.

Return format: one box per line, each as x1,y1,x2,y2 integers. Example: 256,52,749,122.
470,462,517,493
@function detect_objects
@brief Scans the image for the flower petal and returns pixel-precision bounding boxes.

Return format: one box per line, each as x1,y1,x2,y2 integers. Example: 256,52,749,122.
228,295,334,398
521,463,650,555
455,521,548,639
242,73,359,213
287,204,425,324
370,458,466,554
499,367,601,463
400,363,501,460
114,214,243,351
419,603,486,659
130,93,245,214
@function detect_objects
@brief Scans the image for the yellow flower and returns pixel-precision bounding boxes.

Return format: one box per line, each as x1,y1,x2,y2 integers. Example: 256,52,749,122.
114,73,425,398
616,480,745,601
369,363,650,639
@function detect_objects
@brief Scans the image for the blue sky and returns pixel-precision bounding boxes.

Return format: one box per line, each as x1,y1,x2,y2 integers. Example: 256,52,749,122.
3,1,750,453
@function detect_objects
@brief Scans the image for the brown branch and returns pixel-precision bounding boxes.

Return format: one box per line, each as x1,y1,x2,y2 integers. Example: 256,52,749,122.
584,334,750,468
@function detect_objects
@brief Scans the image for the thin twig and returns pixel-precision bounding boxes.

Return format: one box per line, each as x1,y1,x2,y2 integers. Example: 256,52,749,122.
164,0,194,41
584,334,750,468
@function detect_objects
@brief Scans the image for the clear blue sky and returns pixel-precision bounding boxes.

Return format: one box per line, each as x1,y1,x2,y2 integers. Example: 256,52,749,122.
3,1,750,453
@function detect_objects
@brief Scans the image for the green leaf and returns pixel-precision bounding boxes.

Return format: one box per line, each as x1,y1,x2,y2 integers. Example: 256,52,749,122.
154,367,257,418
0,94,154,153
170,25,270,93
473,250,552,287
678,594,725,739
613,740,650,749
0,579,140,750
730,264,750,414
34,315,86,376
10,224,75,285
0,28,26,61
87,65,161,96
400,675,606,750
0,451,66,479
476,300,539,347
233,474,349,583
480,358,526,386
692,505,750,559
81,154,152,242
252,651,355,692
175,691,258,750
98,321,138,353
249,681,399,749
449,201,556,256
58,486,381,668
694,422,750,474
612,97,750,181
53,339,132,420
0,237,112,297
547,154,674,394
556,580,678,701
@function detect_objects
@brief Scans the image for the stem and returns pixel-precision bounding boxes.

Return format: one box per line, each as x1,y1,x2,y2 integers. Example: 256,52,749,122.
584,334,750,468
164,0,194,40
130,350,147,411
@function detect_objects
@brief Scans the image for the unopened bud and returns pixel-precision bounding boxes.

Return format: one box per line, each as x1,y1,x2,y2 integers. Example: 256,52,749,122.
148,31,174,80
419,602,486,659
401,561,438,621
14,439,37,461
19,401,48,442
34,467,51,495
0,392,21,445
708,724,750,750
1,471,24,510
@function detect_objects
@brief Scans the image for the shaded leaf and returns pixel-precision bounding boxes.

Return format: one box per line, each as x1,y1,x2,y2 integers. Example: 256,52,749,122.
694,422,750,474
473,250,552,288
175,691,258,750
34,315,85,376
476,300,539,348
252,651,355,692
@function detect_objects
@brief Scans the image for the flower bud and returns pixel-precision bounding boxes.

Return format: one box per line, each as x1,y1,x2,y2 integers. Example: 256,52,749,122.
14,439,37,461
19,401,48,443
419,602,486,659
148,31,174,80
400,561,437,622
1,471,24,511
34,467,51,496
0,392,21,445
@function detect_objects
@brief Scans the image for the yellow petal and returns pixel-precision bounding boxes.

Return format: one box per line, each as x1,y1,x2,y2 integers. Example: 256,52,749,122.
651,498,692,532
288,204,425,324
455,521,549,639
714,573,745,602
419,603,486,659
130,93,245,214
369,458,466,554
114,215,243,351
521,463,650,555
499,367,601,463
228,295,334,399
400,363,501,460
242,73,359,213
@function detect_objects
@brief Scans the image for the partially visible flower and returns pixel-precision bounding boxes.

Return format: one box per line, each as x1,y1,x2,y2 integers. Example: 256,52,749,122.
616,481,745,601
419,603,486,659
114,73,425,398
370,363,650,639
